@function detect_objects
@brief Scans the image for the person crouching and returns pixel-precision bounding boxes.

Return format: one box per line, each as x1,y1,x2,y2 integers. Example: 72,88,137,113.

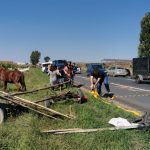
90,67,111,97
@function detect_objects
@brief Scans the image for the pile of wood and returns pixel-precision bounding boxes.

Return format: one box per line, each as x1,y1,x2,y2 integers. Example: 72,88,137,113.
0,81,74,121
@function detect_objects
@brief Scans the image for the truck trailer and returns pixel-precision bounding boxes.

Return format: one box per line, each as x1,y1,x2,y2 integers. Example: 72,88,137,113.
133,57,150,83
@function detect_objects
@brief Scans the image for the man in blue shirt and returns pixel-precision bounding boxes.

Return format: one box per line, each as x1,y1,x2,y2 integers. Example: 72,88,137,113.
90,67,110,97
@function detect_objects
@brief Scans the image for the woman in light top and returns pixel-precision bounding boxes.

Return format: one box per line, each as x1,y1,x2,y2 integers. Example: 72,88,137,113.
48,65,61,86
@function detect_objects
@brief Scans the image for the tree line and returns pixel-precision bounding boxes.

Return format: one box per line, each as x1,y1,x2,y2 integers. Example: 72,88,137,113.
138,12,150,57
30,51,51,65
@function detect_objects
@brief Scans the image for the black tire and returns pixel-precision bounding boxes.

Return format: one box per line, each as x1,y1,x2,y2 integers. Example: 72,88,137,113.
0,108,5,124
135,76,141,84
112,73,116,77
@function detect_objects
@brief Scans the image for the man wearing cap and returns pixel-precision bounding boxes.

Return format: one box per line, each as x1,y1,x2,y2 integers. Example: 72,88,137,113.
90,67,110,97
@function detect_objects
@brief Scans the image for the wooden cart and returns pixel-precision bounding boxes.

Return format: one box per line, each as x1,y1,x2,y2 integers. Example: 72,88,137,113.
0,81,87,123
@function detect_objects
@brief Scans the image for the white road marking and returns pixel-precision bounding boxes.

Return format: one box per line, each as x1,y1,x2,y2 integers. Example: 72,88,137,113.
76,75,150,99
76,75,150,92
116,94,150,98
126,78,135,81
111,83,150,92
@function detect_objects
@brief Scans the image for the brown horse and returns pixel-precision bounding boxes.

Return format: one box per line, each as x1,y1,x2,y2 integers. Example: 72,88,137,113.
0,67,26,91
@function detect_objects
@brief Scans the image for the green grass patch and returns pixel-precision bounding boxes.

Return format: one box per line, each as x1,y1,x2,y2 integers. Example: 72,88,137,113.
0,68,150,150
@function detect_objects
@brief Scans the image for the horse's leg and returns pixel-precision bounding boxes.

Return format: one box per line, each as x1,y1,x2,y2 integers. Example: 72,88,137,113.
20,75,26,91
19,82,24,91
15,82,22,91
3,81,7,91
20,81,26,91
22,82,26,91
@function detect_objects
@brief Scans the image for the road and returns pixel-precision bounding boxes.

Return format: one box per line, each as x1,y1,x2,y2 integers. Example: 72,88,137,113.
75,74,150,112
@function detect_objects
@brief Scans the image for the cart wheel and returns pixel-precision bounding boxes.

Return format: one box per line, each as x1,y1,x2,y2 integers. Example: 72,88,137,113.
0,108,5,124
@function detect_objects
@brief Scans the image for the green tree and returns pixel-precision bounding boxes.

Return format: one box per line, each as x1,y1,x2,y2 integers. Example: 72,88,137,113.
30,50,41,65
138,12,150,57
44,56,50,62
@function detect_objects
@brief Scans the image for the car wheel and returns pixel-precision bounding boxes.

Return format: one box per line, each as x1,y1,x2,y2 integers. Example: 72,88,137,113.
135,76,141,84
112,73,116,77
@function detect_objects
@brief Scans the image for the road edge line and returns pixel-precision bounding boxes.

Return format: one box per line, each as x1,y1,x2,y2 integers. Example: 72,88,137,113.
80,87,142,117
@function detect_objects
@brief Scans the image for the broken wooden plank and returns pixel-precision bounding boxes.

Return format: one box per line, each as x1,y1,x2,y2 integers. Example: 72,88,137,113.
0,91,74,120
0,95,59,120
42,124,143,134
42,128,81,133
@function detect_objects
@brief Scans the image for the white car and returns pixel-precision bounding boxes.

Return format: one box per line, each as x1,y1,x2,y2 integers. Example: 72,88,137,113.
41,62,52,73
73,66,81,74
107,66,128,77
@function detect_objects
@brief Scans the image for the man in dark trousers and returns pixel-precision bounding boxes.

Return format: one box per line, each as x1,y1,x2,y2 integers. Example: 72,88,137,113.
89,67,111,97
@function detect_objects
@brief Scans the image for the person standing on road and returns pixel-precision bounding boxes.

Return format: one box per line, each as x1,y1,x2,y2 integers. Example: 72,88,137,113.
90,67,110,97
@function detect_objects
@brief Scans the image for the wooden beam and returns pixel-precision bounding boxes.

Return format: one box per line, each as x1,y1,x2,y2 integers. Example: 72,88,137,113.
9,81,71,96
34,90,70,103
0,95,59,120
42,124,142,134
0,91,74,120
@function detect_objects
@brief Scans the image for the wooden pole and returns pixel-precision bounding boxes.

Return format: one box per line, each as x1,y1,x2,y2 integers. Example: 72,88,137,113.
34,90,70,103
0,91,74,119
0,95,59,120
42,124,142,134
9,81,71,96
42,128,81,133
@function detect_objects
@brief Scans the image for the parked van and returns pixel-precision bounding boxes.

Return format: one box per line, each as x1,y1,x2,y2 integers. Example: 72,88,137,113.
41,62,52,73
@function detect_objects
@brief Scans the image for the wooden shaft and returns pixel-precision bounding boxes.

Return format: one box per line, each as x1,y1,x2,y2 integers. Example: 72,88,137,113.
34,90,70,103
42,125,141,134
0,91,74,119
9,80,71,96
0,95,59,119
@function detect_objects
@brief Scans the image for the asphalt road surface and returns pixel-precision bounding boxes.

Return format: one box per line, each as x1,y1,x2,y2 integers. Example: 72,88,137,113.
75,73,150,112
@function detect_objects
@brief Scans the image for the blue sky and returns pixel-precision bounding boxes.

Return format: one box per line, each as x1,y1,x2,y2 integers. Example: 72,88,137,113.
0,0,150,63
